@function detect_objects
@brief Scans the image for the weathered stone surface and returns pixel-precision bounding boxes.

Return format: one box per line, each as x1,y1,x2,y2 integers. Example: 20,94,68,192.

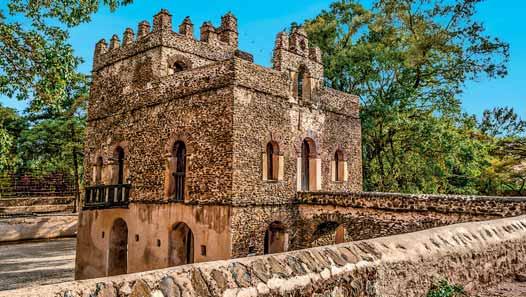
158,276,181,297
130,280,151,297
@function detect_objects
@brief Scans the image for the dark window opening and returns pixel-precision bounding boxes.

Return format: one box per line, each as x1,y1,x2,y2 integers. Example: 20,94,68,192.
173,61,186,72
172,141,186,201
115,147,125,184
297,70,304,99
200,245,207,256
335,150,344,182
301,139,310,191
95,156,103,184
266,142,279,181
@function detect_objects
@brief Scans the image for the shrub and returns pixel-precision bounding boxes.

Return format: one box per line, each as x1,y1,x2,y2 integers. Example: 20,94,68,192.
427,280,467,297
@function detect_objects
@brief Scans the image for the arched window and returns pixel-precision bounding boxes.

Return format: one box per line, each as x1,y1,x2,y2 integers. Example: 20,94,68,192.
95,156,103,184
115,147,125,184
301,138,317,191
266,142,279,181
172,141,186,201
334,150,344,182
172,61,187,73
297,69,304,99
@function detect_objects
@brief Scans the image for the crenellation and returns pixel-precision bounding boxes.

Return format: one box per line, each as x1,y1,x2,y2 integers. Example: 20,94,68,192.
94,39,107,58
109,34,120,50
309,47,322,63
289,27,309,56
274,31,289,50
153,9,172,32
137,20,151,38
122,28,135,46
219,12,238,47
200,21,218,44
179,16,194,38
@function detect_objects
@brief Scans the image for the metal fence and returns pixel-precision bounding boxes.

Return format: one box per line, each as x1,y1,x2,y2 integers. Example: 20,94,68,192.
0,172,76,199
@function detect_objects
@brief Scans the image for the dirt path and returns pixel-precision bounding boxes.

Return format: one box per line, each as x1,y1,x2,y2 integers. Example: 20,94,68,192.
0,238,76,291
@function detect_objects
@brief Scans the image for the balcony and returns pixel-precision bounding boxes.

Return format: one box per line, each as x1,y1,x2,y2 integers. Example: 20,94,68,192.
83,184,131,210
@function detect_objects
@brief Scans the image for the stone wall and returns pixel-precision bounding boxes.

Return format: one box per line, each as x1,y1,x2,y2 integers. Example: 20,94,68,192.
0,196,75,216
0,214,77,242
5,216,526,297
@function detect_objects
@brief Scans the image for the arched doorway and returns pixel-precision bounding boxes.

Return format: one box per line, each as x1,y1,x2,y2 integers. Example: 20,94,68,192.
172,141,186,201
335,224,346,244
108,218,128,276
311,221,346,247
264,221,288,254
169,222,194,266
301,138,316,191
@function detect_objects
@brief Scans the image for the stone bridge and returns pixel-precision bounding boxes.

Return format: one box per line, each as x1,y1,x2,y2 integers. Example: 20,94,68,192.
4,215,526,297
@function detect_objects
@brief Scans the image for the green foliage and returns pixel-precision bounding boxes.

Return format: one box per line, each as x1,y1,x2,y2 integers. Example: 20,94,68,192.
304,0,513,194
0,103,27,171
0,0,132,106
480,107,526,137
427,280,466,297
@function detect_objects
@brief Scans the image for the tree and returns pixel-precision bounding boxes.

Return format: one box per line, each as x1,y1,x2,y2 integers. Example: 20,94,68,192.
0,103,27,171
0,0,132,107
479,107,526,137
304,0,509,193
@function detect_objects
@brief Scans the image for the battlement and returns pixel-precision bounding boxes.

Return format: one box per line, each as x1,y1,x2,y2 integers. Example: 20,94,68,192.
92,9,242,71
272,27,323,76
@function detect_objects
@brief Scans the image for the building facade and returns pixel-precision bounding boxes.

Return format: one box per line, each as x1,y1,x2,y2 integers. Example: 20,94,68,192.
75,9,362,280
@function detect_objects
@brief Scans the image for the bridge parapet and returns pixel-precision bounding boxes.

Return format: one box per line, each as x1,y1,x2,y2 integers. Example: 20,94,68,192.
297,191,526,217
4,215,526,297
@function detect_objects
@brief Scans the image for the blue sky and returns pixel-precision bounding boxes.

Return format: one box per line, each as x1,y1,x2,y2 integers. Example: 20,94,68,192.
1,0,524,119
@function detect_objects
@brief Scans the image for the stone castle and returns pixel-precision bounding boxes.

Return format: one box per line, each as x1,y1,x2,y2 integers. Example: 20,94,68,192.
77,9,361,279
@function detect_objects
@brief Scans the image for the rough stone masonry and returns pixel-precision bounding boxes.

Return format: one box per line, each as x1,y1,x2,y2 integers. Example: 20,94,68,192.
75,8,526,287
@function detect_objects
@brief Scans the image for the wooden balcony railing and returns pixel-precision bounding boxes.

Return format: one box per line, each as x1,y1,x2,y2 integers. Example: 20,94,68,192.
83,184,131,209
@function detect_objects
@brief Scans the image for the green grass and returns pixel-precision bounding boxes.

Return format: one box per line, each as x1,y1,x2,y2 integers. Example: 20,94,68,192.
427,280,467,297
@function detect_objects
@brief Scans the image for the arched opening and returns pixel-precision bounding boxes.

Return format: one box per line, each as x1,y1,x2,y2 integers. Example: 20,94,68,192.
173,61,187,72
312,221,346,247
266,142,279,181
169,222,194,266
334,150,344,182
171,141,186,201
114,147,125,184
95,156,103,184
301,138,317,191
264,221,288,254
335,224,346,244
297,69,305,99
108,218,128,276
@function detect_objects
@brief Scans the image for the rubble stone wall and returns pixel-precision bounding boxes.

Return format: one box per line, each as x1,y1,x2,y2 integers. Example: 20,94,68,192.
6,216,526,297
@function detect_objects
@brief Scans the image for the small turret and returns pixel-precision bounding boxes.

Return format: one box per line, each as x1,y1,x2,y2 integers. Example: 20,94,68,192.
123,28,135,46
138,21,151,38
200,22,218,44
109,35,120,50
274,32,289,50
179,17,194,38
219,12,238,47
289,27,309,56
153,9,172,32
94,39,108,57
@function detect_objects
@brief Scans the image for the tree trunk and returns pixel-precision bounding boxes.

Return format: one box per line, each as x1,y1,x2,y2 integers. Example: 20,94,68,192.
69,120,81,213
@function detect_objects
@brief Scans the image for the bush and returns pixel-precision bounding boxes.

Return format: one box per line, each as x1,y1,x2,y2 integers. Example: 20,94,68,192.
427,280,467,297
